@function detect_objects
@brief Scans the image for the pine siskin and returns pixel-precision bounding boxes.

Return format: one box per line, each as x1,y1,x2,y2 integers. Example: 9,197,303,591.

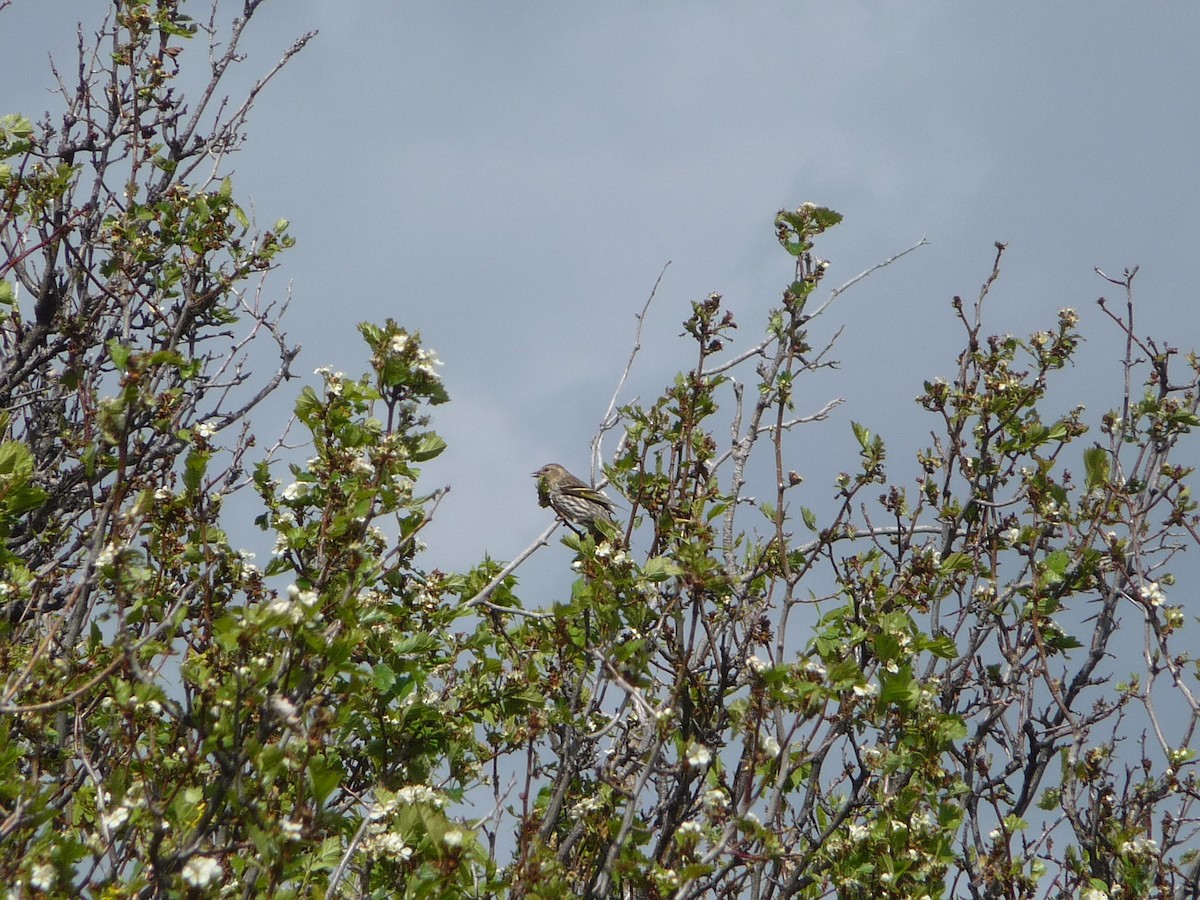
532,463,616,538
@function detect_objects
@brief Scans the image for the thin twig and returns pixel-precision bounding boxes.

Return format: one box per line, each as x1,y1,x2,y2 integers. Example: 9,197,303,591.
328,804,374,894
806,235,929,320
464,522,558,608
592,262,670,478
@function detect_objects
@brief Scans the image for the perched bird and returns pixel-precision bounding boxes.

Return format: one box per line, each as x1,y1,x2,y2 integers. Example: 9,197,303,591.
533,463,616,538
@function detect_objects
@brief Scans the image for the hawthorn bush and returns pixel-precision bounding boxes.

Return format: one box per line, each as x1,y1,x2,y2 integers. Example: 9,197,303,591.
2,3,1199,898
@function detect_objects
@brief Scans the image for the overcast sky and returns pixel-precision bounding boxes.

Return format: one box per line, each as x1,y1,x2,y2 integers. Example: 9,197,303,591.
7,2,1200,593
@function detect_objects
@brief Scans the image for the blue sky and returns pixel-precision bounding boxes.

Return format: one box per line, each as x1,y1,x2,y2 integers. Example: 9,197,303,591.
6,2,1200,590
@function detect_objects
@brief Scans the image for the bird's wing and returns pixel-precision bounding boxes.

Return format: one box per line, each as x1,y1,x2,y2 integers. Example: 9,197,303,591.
561,482,616,510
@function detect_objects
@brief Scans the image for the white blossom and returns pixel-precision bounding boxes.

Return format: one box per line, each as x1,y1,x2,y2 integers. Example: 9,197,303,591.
271,696,299,723
281,819,303,840
365,831,413,860
101,805,130,832
570,796,603,819
181,855,221,887
415,348,443,378
30,863,55,890
266,595,301,623
396,785,442,807
745,654,767,674
1141,582,1166,607
288,584,318,607
282,481,312,502
702,788,729,810
1121,836,1159,855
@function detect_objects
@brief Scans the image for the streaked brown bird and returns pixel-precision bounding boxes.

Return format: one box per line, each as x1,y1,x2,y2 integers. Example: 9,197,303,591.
533,463,616,538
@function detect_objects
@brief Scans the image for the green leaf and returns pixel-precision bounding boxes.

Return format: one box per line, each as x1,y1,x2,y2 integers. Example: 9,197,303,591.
212,613,243,653
392,633,439,656
183,448,209,496
642,556,684,582
0,441,34,478
811,206,843,229
0,281,14,305
0,441,46,515
1041,550,1070,584
787,279,812,299
258,744,286,787
879,668,919,709
0,114,34,138
1037,788,1061,812
826,659,863,688
1083,446,1109,492
294,385,322,423
372,663,397,693
937,715,968,743
5,483,47,516
700,501,728,523
413,432,446,462
307,755,342,807
801,506,818,531
925,634,959,660
939,552,974,574
107,339,132,372
852,421,871,450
